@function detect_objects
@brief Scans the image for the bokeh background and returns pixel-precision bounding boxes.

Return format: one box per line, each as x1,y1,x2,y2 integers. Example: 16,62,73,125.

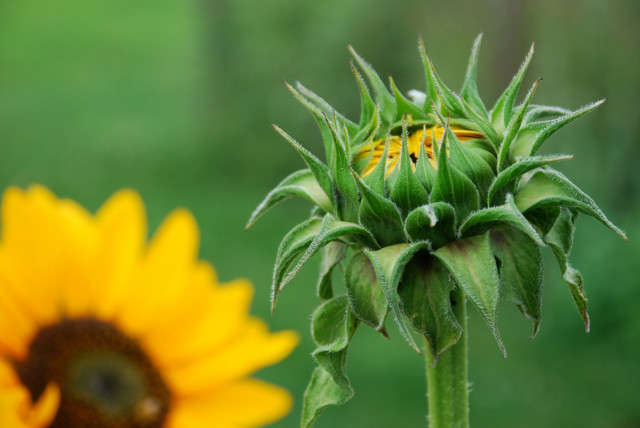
1,0,639,426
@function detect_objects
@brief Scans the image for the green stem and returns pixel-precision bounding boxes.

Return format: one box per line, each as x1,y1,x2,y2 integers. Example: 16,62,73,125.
425,286,469,428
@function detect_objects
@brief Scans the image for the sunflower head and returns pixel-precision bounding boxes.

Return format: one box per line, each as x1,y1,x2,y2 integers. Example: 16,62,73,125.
0,186,298,427
248,34,626,427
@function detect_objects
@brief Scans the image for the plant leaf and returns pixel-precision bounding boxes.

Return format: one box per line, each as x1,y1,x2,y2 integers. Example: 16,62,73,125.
275,214,380,300
303,295,358,428
398,253,463,362
543,208,590,330
272,218,323,310
345,251,388,333
317,241,347,300
365,242,431,352
247,169,333,229
349,45,396,125
514,169,627,239
434,233,505,355
295,81,359,136
487,154,573,205
490,226,543,338
459,194,544,245
512,99,606,157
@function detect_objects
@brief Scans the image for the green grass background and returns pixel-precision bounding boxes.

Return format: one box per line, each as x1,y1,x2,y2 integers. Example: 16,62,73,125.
1,1,639,427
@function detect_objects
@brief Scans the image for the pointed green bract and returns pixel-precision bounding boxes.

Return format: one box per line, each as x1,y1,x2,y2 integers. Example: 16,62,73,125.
460,33,488,118
514,169,626,239
430,130,480,223
246,169,332,229
491,43,534,135
487,154,573,205
459,194,544,245
389,121,429,213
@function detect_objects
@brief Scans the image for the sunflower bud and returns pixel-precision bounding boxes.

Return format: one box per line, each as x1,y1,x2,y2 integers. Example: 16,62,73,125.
248,34,626,427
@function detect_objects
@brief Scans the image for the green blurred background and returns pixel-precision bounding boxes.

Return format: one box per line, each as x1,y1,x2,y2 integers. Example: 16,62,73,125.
1,0,639,426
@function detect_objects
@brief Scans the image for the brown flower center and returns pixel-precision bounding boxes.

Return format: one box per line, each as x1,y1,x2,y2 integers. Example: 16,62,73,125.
16,318,170,428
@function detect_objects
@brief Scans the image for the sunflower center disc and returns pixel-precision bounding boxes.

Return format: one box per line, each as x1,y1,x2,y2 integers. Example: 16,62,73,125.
17,318,170,428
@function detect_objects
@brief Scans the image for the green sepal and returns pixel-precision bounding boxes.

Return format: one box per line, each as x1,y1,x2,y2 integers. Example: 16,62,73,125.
490,226,543,338
491,43,534,135
405,202,456,249
349,45,396,126
434,233,505,355
325,116,360,222
460,33,489,118
286,82,335,162
512,99,606,157
398,253,463,362
351,62,377,130
390,76,429,120
295,81,359,136
274,214,379,300
419,39,467,118
272,217,323,309
389,120,429,213
354,173,408,247
487,154,573,205
464,139,497,173
457,94,500,148
497,78,542,172
430,129,480,224
351,105,381,149
247,169,333,229
272,125,335,208
363,132,391,195
365,242,431,352
544,208,590,330
459,194,544,246
445,124,495,205
523,104,571,124
317,242,347,300
303,295,358,428
414,136,438,193
345,251,389,333
514,169,627,239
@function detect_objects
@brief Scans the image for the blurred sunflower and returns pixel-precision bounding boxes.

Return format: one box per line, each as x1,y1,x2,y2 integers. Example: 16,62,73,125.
0,186,298,428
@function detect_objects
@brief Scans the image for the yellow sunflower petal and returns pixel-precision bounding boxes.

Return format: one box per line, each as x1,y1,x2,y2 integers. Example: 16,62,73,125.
166,321,299,395
116,208,199,335
92,190,146,319
0,360,59,428
168,378,293,428
145,276,255,368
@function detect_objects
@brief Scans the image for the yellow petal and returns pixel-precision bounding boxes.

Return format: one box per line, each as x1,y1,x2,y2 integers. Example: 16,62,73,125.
168,379,292,428
145,276,254,368
116,209,199,335
92,190,146,319
166,321,298,395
